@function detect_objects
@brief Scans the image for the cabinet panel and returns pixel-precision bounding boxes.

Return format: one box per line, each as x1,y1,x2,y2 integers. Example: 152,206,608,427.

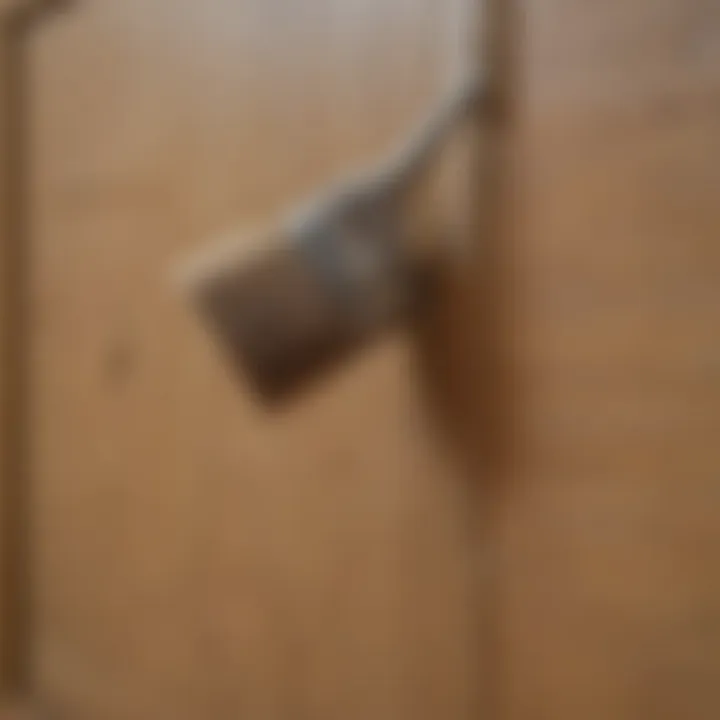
29,1,480,717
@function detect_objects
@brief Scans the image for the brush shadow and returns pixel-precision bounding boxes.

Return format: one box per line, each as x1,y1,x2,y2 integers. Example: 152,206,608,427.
409,118,518,486
408,218,518,720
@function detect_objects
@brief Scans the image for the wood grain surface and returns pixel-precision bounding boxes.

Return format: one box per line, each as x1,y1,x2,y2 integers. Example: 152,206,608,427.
27,1,482,718
2,0,720,717
1,4,30,695
501,0,720,717
0,10,12,697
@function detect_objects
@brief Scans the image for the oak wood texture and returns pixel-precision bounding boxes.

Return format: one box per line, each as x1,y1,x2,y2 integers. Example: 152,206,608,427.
0,2,25,16
500,0,720,717
27,1,481,718
0,8,29,694
2,0,68,694
0,12,12,695
3,0,720,717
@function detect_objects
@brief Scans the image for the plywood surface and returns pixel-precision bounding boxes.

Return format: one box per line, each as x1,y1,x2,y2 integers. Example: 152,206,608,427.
8,0,720,718
27,1,481,719
1,8,30,694
501,0,720,717
0,15,12,697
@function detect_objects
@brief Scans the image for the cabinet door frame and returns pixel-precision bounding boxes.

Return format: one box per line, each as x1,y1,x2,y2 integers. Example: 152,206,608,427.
1,0,33,698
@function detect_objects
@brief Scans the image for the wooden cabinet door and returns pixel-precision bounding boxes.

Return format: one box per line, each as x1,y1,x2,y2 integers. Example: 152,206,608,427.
3,0,720,718
18,0,484,718
503,0,720,717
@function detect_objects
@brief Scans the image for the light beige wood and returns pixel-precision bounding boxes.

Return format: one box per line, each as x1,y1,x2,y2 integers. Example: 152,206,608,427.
13,0,720,718
28,0,482,718
500,0,720,717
